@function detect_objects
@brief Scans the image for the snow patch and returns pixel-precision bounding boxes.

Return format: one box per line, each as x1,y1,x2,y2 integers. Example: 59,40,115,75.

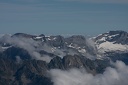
48,38,51,40
98,37,106,42
97,41,128,53
35,36,42,39
53,37,57,40
68,43,75,48
2,46,12,50
78,49,86,53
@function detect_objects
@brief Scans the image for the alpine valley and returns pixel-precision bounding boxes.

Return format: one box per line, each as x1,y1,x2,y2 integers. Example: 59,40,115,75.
0,30,128,85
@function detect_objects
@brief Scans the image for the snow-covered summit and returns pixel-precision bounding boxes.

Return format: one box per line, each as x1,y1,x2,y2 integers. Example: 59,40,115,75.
94,31,128,53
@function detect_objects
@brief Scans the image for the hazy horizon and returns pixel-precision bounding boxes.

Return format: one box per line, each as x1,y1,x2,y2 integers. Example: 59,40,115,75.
0,0,128,36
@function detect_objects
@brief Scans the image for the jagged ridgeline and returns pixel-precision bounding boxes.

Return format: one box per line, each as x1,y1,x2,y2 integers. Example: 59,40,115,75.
0,30,128,85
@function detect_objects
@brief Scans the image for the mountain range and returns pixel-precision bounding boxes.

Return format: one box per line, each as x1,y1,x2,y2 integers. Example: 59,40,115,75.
0,30,128,85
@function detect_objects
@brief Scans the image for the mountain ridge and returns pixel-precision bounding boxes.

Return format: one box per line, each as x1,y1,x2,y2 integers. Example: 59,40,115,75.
0,30,128,85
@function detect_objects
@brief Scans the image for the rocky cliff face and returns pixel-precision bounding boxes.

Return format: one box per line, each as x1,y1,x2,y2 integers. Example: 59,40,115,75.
0,54,110,85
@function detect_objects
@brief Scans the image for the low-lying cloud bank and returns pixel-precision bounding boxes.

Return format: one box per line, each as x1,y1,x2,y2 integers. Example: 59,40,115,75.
49,61,128,85
0,35,53,62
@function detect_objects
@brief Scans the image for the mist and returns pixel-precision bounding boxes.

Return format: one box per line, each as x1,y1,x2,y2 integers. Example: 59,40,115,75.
16,56,22,64
0,35,54,62
49,61,128,85
0,34,101,62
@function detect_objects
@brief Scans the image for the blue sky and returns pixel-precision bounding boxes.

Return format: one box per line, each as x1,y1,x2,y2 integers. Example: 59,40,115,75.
0,0,128,36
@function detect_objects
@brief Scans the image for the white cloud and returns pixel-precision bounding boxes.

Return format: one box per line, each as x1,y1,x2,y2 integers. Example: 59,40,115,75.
16,56,22,63
41,55,53,63
49,61,128,85
0,46,3,52
0,35,53,62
